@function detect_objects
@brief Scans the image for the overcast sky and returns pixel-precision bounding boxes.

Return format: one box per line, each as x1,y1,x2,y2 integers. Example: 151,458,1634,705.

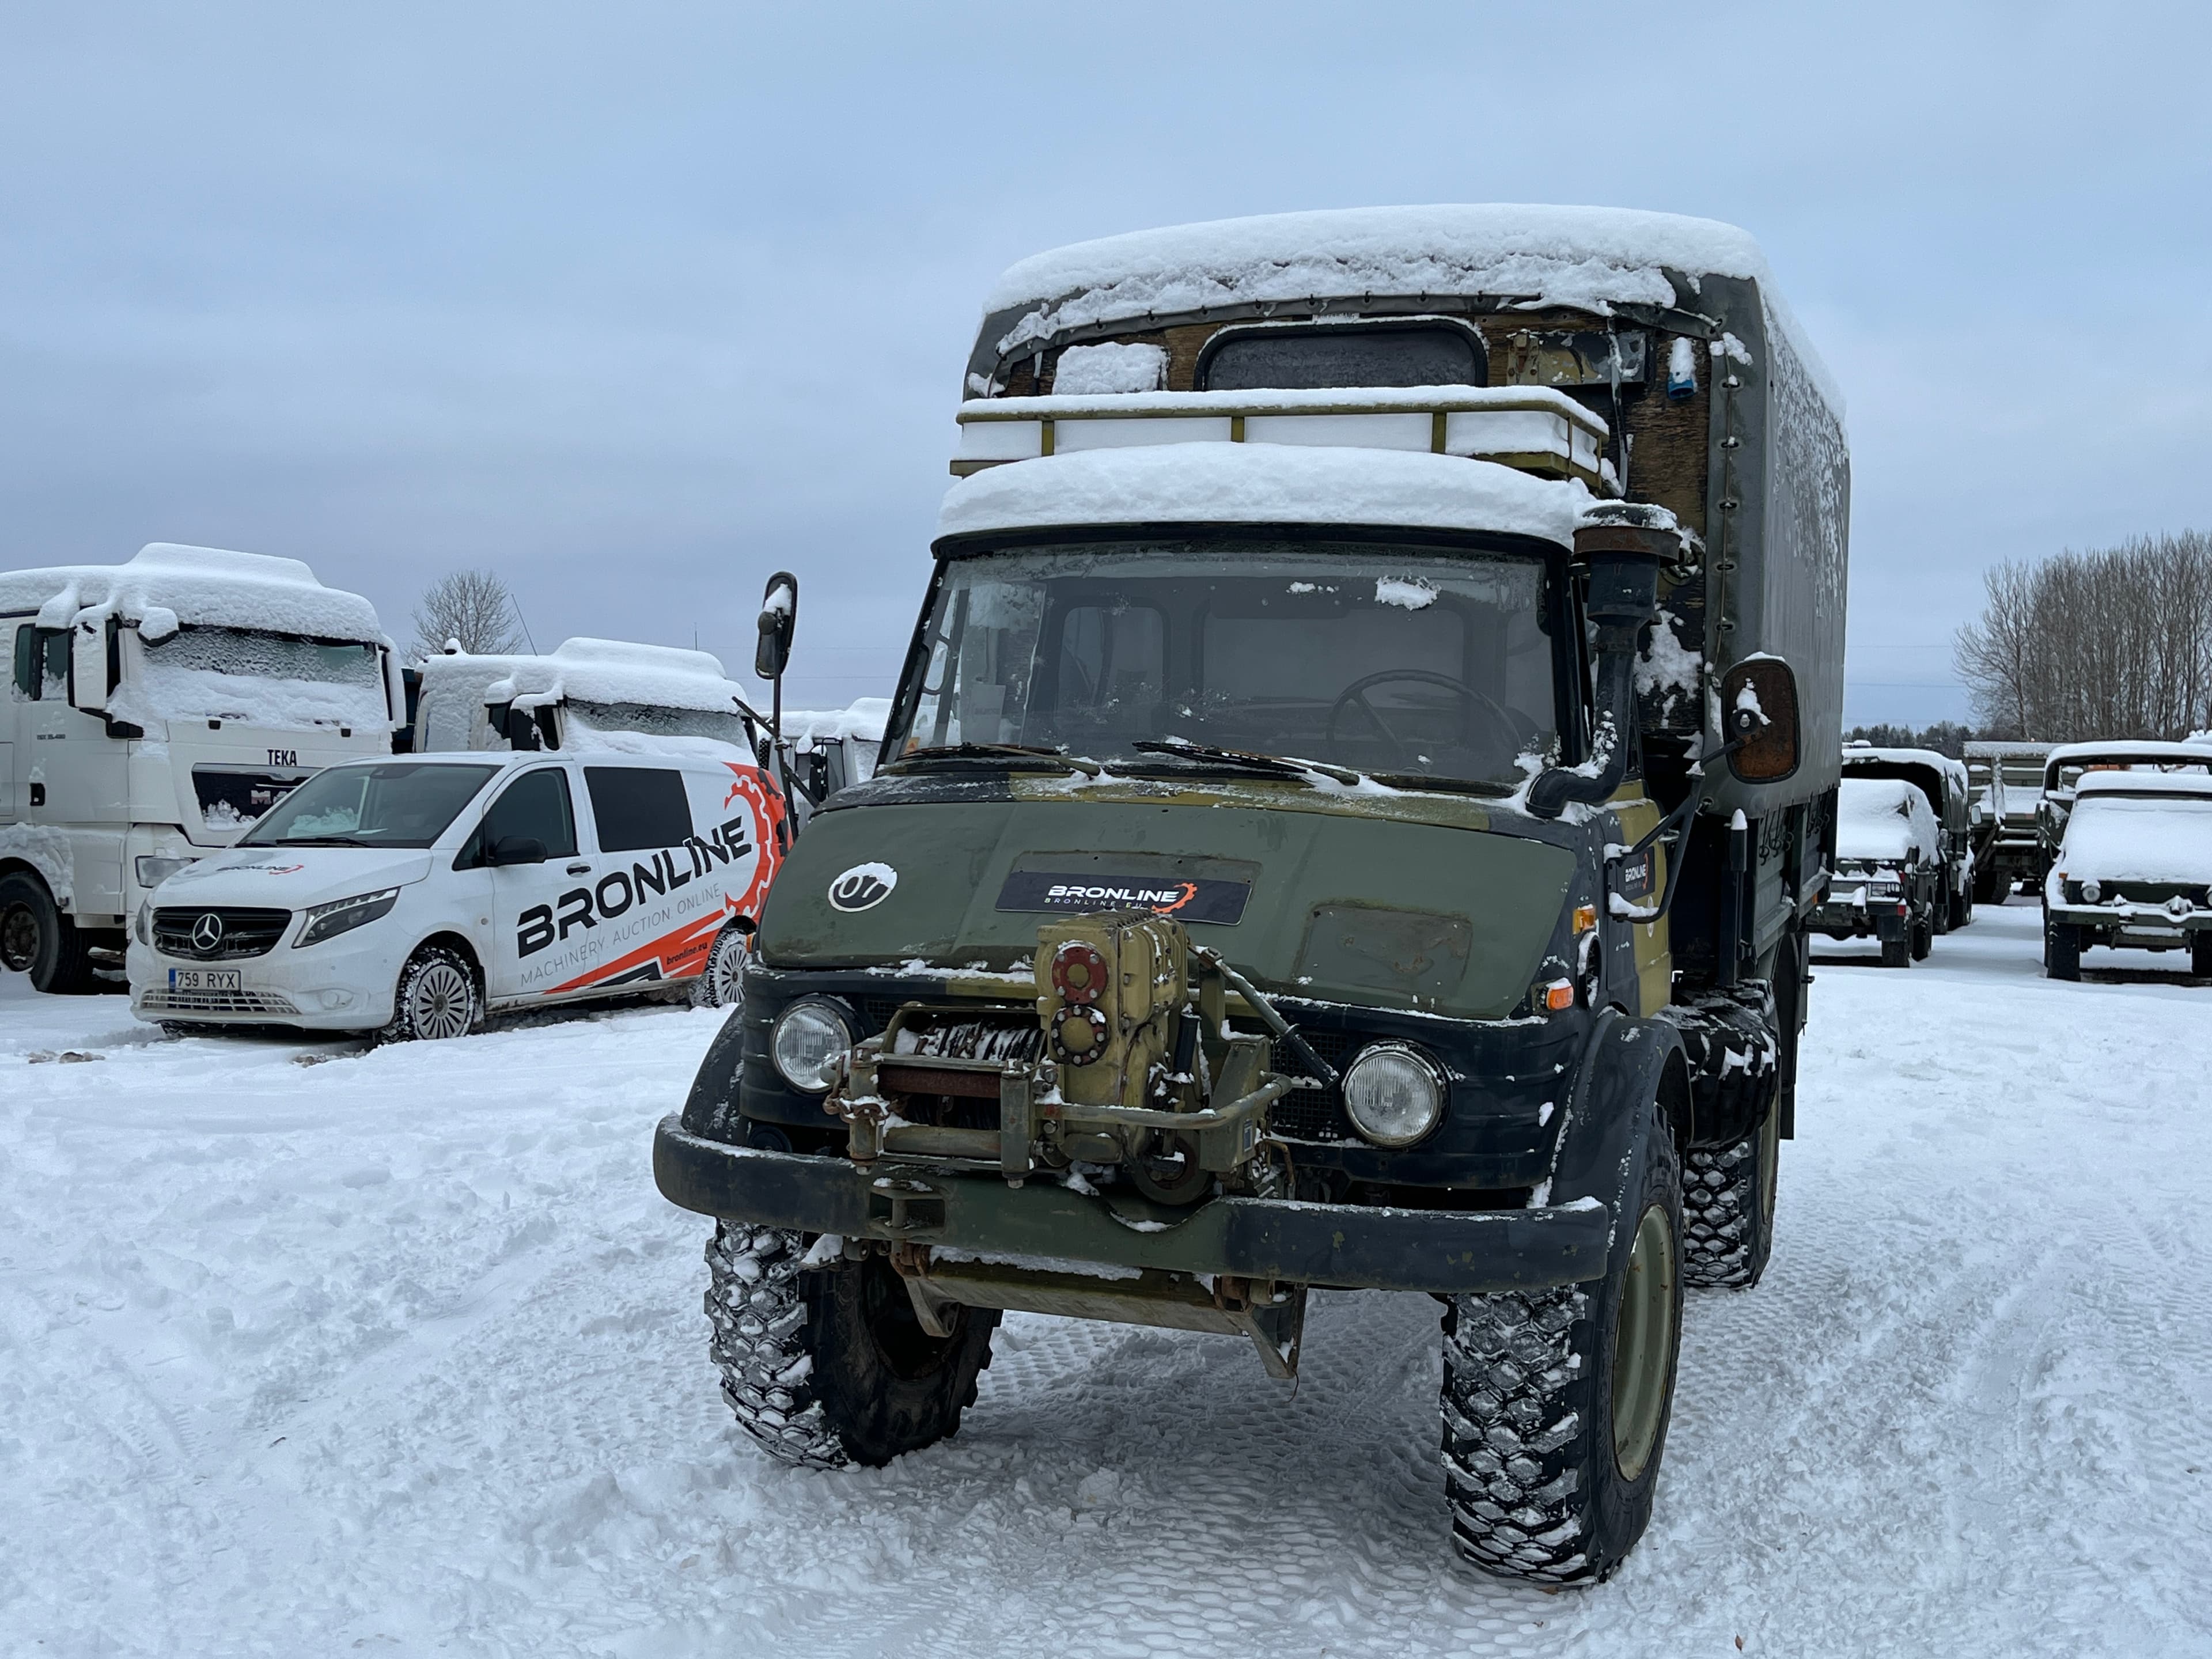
4,2,2206,723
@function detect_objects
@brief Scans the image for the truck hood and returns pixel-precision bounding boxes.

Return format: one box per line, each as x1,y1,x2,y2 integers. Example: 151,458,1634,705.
757,779,1575,1021
151,847,437,911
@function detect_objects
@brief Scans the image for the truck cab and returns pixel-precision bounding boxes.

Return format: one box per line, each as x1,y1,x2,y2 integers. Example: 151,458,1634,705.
1,544,400,993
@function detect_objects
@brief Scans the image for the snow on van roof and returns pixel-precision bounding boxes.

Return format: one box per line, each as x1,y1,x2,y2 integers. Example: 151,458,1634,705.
936,442,1591,548
983,205,1840,413
1837,775,1938,863
0,543,383,642
460,637,748,715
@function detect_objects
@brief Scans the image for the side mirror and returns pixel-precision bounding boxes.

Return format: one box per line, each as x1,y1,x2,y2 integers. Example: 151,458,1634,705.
1721,657,1802,783
70,620,110,714
488,835,548,867
755,571,798,682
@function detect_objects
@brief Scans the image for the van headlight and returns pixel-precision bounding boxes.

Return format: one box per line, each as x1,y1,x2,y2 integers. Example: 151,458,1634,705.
134,900,151,946
135,854,197,889
771,998,857,1093
1340,1041,1446,1147
295,888,401,948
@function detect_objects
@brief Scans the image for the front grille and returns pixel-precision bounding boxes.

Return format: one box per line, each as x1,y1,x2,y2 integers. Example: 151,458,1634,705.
153,907,293,960
1259,1024,1359,1142
140,987,301,1016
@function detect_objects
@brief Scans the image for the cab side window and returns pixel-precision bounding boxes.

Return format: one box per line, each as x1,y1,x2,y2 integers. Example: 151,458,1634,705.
585,767,693,853
10,624,63,702
9,624,32,700
480,768,578,860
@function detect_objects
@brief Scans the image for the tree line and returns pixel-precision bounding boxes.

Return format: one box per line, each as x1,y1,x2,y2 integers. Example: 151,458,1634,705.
1953,529,2212,743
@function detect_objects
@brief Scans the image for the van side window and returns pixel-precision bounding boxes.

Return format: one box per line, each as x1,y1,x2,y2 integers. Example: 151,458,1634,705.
585,767,693,853
482,768,578,859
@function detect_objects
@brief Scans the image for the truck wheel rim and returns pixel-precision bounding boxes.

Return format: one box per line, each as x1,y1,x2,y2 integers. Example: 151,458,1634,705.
1612,1202,1677,1482
408,961,474,1039
0,906,37,972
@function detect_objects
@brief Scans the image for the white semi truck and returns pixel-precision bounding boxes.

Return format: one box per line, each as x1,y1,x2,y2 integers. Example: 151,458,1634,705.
1,543,401,993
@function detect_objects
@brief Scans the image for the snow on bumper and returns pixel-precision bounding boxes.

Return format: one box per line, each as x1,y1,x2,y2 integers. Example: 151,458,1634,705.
652,1116,1611,1294
2047,898,2212,941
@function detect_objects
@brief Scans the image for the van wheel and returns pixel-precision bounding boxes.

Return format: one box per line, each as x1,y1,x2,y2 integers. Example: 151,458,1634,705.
1442,1089,1683,1584
2045,923,2082,982
692,922,749,1010
704,1224,997,1468
380,945,481,1041
0,872,100,994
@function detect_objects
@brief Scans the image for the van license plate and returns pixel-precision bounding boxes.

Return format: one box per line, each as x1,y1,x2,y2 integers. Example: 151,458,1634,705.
169,968,242,993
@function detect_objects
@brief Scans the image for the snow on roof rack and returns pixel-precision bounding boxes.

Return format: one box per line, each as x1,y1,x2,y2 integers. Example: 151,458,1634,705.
952,385,1614,495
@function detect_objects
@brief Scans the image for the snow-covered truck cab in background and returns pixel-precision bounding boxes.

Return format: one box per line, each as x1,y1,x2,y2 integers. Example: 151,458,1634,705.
0,544,400,994
1963,740,2054,901
2033,740,2212,882
653,205,1850,1585
2043,772,2212,982
127,746,785,1036
1839,741,1977,932
1812,775,1942,968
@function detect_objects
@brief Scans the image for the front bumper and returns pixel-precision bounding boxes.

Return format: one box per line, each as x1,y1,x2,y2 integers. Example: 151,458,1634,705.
2048,901,2212,946
127,931,400,1031
653,1116,1611,1293
1810,896,1911,941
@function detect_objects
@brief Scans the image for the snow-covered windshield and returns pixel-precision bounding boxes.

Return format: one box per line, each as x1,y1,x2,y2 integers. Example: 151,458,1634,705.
240,762,497,849
887,538,1560,789
138,625,385,729
566,699,751,745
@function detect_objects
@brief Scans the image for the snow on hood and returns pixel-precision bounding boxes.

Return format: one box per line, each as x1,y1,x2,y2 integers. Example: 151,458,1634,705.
982,204,1842,416
460,637,747,716
937,443,1592,547
2062,777,2212,883
1836,776,1938,864
153,846,436,908
0,543,383,642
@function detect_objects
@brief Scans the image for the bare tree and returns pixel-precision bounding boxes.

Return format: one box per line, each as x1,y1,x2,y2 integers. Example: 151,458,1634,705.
411,570,524,659
1954,531,2212,741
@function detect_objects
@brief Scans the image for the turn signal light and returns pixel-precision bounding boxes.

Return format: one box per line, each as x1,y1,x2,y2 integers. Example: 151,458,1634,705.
1541,979,1576,1012
1572,903,1598,934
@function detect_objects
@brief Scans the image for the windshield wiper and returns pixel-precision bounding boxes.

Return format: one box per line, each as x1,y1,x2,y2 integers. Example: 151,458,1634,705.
1127,738,1362,786
262,835,376,847
888,743,1101,777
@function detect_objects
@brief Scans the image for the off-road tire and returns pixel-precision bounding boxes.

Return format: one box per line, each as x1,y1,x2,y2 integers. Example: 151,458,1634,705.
691,921,748,1010
2194,933,2212,980
704,1222,997,1469
2045,923,2082,982
1681,1103,1780,1289
378,944,482,1041
1972,864,2008,906
1442,1093,1683,1585
1880,933,1911,969
1949,882,1972,931
0,872,100,994
1911,914,1934,961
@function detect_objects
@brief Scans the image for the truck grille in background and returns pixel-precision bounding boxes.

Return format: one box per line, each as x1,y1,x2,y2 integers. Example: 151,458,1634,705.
140,987,302,1016
191,765,311,828
153,907,293,960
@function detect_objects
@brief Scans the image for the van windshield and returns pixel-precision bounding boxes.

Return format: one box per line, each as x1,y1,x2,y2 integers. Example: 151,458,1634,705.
886,537,1563,791
241,762,497,848
139,626,386,728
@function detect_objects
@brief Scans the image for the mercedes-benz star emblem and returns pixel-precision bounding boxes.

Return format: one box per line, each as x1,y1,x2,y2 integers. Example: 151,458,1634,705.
191,913,226,954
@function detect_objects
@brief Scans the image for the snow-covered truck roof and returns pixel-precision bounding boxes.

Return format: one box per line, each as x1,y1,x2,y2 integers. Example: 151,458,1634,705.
975,204,1839,415
937,441,1595,548
1836,776,1939,865
2043,738,2212,785
450,637,748,715
0,542,384,643
1841,744,1968,794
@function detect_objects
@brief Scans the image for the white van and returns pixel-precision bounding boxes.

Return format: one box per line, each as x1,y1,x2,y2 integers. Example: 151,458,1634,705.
126,748,786,1039
2,544,402,994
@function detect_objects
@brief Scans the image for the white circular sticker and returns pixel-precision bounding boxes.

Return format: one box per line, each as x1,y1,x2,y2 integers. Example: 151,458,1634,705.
828,862,898,912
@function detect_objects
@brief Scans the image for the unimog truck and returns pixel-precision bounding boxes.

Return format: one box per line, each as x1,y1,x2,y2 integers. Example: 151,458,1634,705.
654,206,1849,1584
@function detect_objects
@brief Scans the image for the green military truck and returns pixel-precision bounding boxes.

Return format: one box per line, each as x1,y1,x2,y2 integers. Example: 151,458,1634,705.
654,206,1849,1583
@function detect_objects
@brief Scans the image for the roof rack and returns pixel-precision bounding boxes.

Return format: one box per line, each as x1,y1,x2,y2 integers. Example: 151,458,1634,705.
952,386,1615,495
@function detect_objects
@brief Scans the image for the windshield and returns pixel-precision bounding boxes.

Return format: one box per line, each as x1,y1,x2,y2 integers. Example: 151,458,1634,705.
241,762,497,848
567,700,752,744
139,625,385,728
887,539,1562,790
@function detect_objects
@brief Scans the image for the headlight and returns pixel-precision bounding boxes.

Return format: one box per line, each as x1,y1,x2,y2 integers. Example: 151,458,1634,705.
294,888,401,948
134,900,151,946
135,854,197,889
1340,1041,1446,1147
2080,879,2103,903
771,998,856,1093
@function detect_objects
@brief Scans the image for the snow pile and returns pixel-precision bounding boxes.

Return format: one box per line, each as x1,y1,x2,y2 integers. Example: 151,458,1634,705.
2059,776,2212,884
938,443,1592,546
1051,342,1166,394
1836,776,1938,864
0,543,383,642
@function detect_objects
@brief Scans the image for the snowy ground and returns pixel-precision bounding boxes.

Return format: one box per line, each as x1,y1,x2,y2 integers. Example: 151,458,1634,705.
3,897,2209,1658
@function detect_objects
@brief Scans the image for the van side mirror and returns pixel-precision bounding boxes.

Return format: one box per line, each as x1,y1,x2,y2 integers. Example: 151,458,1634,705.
1720,657,1802,783
488,835,548,867
70,620,111,714
755,571,798,682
